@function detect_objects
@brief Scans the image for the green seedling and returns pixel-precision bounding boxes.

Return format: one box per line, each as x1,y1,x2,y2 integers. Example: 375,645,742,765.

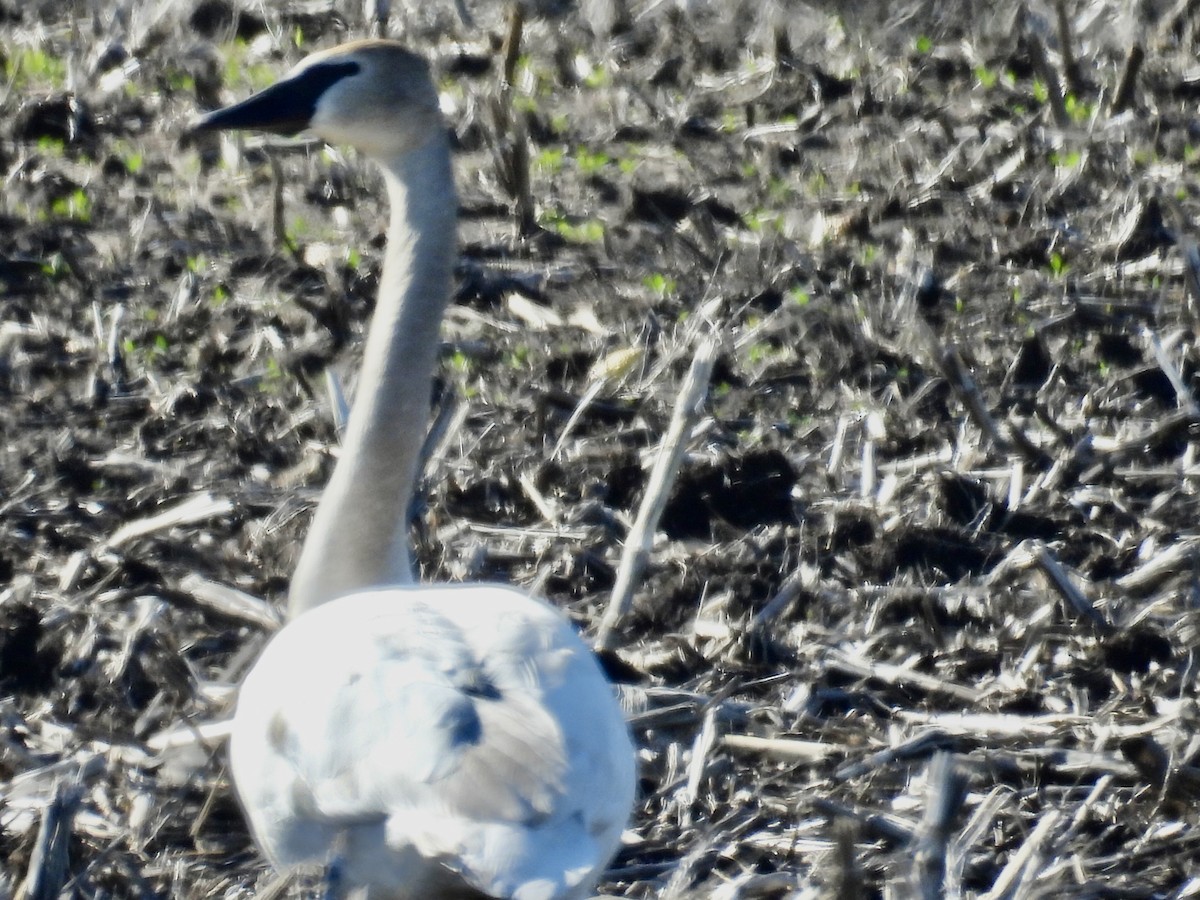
40,252,68,279
507,346,530,370
222,39,279,91
574,148,609,175
51,188,91,222
37,136,65,156
1049,148,1079,167
6,47,68,89
642,272,676,298
535,148,564,174
262,356,286,393
1064,94,1093,125
745,210,782,233
582,64,611,90
975,66,998,89
166,69,196,93
539,209,604,243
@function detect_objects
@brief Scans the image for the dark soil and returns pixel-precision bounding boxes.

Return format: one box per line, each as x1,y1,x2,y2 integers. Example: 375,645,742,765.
4,0,1200,896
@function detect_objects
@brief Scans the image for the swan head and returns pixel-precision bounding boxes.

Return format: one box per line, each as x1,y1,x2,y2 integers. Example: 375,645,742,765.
193,40,443,159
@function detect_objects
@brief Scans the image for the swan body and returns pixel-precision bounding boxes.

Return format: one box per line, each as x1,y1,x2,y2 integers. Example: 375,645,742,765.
194,41,635,898
233,586,633,898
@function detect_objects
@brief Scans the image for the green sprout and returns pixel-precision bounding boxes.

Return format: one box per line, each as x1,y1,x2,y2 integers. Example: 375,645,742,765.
642,272,676,298
262,356,286,392
36,136,65,156
1049,149,1082,169
574,148,610,175
6,47,68,89
582,65,611,90
41,252,68,279
975,66,998,89
50,188,91,222
538,209,605,243
788,287,810,306
535,148,565,174
1064,94,1093,124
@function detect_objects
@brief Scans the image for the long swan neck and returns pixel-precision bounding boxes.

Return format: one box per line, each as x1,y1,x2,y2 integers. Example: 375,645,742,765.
288,130,457,618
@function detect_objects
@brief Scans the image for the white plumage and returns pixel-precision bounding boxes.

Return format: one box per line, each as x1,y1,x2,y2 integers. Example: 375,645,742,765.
195,40,635,899
233,587,633,898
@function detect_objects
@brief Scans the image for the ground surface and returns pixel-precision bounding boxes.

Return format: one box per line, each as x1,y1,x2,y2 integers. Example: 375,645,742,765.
3,0,1200,897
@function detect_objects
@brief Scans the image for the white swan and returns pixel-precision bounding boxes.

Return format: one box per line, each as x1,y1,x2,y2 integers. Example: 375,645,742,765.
194,40,636,899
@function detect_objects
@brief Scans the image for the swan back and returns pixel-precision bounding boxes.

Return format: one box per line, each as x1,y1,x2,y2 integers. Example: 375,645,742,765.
231,586,635,898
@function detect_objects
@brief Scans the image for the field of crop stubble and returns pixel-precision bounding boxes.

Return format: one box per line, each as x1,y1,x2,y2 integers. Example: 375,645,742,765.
4,0,1200,896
